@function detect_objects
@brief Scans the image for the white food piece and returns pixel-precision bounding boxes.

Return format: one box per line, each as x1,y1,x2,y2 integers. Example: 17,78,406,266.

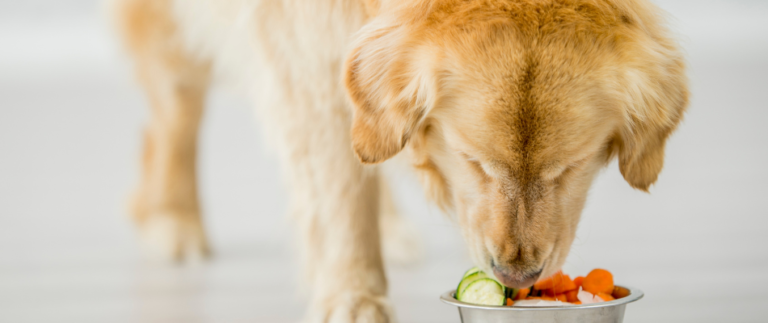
513,300,575,307
578,290,606,304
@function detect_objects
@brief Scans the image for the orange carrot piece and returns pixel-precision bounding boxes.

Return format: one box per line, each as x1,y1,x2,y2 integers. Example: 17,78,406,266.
555,294,568,302
571,301,582,305
565,290,579,303
507,298,515,306
554,275,577,294
515,288,530,300
526,296,542,300
612,286,630,299
541,296,556,301
582,269,614,295
597,292,615,301
573,276,585,289
535,271,577,294
534,270,563,290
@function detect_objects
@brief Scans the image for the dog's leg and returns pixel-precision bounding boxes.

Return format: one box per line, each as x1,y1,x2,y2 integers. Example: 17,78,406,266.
117,0,211,261
378,178,422,266
296,167,393,323
271,105,392,322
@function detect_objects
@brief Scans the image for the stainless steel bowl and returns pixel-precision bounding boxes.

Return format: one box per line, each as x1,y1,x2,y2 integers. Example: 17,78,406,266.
440,286,644,323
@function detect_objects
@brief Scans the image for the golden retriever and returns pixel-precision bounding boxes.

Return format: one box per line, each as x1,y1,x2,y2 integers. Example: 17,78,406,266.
115,0,688,321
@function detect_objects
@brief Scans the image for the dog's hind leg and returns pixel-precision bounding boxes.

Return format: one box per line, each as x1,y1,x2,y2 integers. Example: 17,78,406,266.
116,0,211,261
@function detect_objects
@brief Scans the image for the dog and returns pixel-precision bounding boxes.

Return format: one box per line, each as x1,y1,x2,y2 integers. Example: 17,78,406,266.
115,0,688,321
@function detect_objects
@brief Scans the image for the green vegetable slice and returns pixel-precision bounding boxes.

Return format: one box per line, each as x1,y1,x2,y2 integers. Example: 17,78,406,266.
462,267,482,278
456,271,487,299
457,278,506,306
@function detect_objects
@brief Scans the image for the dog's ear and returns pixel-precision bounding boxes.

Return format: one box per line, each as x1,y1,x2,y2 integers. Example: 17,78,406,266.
615,35,689,191
343,21,437,164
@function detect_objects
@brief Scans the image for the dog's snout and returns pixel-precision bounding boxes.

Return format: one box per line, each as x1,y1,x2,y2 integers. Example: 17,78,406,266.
492,264,543,289
490,245,544,288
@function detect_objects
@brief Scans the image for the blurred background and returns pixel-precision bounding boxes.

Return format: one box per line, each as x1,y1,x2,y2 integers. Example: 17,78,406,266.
0,0,766,322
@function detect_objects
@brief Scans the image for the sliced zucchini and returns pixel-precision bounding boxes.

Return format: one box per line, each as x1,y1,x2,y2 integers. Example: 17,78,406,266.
456,271,487,299
457,278,506,306
462,267,482,278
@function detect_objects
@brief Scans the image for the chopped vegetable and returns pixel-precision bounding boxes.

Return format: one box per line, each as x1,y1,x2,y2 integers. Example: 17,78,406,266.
456,271,488,299
454,267,630,307
597,292,615,301
462,266,482,278
533,270,562,290
577,290,604,304
582,269,614,295
573,276,584,289
458,278,506,306
455,269,508,305
514,288,530,300
513,299,575,307
506,287,520,300
612,286,630,299
535,271,577,295
565,290,579,303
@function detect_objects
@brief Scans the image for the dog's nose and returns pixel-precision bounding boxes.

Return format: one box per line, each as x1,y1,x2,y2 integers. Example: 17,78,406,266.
491,264,543,289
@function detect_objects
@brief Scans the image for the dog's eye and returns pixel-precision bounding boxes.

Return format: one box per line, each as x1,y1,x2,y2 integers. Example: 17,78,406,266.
544,156,590,184
460,153,492,179
542,164,569,182
550,165,574,186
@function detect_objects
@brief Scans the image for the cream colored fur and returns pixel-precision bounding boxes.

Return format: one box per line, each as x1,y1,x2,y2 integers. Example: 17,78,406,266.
115,0,688,322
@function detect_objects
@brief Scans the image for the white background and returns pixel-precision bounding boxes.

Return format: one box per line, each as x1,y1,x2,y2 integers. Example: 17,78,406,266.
0,0,766,322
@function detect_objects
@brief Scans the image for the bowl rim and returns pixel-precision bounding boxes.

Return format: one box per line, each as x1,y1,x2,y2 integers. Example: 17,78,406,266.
440,285,644,311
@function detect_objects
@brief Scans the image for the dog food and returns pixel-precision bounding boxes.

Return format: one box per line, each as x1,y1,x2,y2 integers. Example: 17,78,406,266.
455,267,630,306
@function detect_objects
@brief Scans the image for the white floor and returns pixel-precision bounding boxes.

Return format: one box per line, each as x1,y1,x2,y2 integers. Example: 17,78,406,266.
1,1,767,322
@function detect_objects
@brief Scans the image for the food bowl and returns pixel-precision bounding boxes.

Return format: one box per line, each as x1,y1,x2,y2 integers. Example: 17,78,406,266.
440,286,644,323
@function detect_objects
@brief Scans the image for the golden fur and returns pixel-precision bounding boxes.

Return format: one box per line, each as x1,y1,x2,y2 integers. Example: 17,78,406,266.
116,0,687,321
344,0,688,288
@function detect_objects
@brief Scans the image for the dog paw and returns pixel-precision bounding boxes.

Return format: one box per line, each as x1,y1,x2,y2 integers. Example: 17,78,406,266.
307,293,396,323
136,212,211,262
380,211,423,267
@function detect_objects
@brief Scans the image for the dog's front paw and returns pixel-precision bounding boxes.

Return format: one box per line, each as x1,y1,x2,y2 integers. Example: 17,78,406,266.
130,188,211,262
307,293,395,323
135,211,210,262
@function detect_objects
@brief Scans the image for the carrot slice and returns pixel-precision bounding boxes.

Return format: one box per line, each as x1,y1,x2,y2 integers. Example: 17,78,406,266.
612,286,630,299
555,294,568,302
554,275,577,294
565,290,579,303
582,269,614,295
515,288,530,300
573,276,584,289
534,270,563,290
541,296,556,301
597,292,615,301
506,298,515,306
571,301,582,305
534,271,577,294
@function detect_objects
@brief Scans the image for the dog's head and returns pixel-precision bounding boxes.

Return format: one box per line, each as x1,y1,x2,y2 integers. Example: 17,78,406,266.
344,0,688,288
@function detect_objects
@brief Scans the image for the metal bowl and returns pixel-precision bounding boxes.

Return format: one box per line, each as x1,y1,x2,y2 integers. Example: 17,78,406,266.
440,286,644,323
